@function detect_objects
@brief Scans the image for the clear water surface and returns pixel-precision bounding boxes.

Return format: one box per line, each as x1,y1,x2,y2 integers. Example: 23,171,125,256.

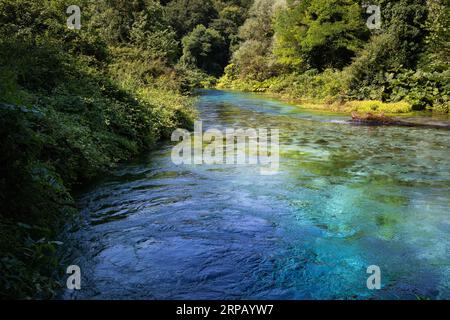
63,90,450,300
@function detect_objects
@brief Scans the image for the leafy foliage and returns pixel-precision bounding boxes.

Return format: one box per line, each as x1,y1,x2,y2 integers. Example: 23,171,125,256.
230,0,281,81
274,0,368,71
180,25,227,76
166,0,218,37
0,0,195,298
1,0,449,300
221,0,448,112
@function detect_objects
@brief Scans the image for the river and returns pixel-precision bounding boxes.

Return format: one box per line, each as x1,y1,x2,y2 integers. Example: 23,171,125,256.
63,89,450,300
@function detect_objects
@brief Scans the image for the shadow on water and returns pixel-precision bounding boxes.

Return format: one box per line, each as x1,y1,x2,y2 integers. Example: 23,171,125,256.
62,90,450,300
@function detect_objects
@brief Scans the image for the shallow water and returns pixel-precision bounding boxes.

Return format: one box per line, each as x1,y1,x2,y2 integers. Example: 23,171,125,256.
64,90,450,300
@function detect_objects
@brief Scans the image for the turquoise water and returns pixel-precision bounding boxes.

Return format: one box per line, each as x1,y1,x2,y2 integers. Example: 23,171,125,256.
64,90,450,300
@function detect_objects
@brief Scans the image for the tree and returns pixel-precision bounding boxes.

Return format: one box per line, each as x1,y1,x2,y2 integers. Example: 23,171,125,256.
210,5,248,53
238,0,277,44
83,0,180,63
128,2,179,63
421,0,450,71
229,0,282,81
274,0,368,71
374,0,429,69
180,24,227,76
86,0,148,45
166,0,218,37
343,0,430,100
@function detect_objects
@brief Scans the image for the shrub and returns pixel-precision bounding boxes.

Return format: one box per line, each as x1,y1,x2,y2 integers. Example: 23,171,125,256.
388,69,450,111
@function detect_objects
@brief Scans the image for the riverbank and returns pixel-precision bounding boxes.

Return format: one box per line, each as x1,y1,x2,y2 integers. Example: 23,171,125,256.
212,86,450,131
0,88,196,299
0,2,196,299
257,92,450,126
217,78,418,115
217,58,449,116
216,77,450,119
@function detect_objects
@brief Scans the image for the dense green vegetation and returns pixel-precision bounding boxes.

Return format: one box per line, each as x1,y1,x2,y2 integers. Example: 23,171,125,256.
0,0,254,299
0,0,188,298
0,0,448,299
218,0,449,113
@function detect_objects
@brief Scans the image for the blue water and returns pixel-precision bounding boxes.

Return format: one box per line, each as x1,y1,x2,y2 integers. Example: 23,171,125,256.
64,90,450,300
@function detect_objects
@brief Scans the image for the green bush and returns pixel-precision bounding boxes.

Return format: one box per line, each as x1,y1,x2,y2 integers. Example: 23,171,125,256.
388,69,450,111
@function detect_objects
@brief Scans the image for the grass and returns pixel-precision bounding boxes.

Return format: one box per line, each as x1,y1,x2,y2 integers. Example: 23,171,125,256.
295,100,412,115
344,100,412,114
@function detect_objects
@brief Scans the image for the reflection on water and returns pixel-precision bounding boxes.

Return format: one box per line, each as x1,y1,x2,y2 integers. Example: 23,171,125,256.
63,90,450,300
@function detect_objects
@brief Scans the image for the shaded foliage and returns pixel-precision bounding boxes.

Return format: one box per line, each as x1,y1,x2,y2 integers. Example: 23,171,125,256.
180,25,227,76
0,0,195,298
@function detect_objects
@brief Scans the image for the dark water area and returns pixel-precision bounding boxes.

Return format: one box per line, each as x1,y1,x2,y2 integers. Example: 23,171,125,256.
63,90,450,300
